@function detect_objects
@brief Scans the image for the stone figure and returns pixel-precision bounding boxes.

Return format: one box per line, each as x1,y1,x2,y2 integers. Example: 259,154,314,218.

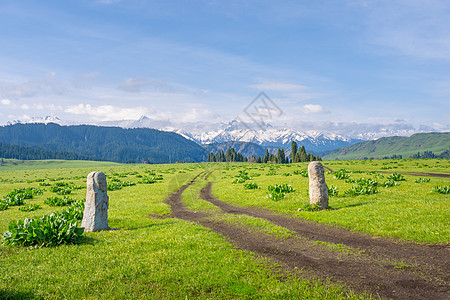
81,171,109,232
308,161,329,209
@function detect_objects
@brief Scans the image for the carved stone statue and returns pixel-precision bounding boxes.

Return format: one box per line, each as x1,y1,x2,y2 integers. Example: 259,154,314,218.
308,161,329,209
81,171,109,232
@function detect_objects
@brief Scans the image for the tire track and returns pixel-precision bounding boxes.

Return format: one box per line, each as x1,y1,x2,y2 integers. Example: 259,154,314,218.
164,175,449,300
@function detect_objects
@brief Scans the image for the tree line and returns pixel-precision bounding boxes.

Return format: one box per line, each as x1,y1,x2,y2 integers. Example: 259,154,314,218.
0,143,96,161
410,149,450,159
207,141,321,163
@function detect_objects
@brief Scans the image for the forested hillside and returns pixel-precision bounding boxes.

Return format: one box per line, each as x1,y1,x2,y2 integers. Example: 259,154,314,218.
0,123,206,163
0,143,96,161
323,132,450,160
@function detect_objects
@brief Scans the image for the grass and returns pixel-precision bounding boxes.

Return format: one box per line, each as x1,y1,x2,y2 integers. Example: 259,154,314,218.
0,161,367,299
1,158,448,298
0,158,122,171
212,159,450,244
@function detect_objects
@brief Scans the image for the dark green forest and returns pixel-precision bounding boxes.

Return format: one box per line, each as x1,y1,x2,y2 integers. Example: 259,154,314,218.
0,123,206,163
207,141,321,163
0,143,96,161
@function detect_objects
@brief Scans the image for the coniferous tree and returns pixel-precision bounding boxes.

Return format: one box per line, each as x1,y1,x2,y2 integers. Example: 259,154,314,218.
263,149,269,163
291,141,298,163
299,146,307,162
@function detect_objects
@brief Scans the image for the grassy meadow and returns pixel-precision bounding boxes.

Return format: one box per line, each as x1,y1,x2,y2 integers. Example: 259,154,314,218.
0,158,449,299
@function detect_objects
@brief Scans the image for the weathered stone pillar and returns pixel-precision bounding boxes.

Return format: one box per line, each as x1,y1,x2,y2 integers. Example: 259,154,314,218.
308,161,329,209
81,171,109,232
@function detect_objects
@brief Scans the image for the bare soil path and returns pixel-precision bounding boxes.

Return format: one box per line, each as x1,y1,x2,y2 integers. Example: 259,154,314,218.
164,174,449,300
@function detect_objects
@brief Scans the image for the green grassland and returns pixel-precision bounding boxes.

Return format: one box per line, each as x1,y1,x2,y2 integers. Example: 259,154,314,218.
0,158,122,171
213,159,450,243
0,158,449,298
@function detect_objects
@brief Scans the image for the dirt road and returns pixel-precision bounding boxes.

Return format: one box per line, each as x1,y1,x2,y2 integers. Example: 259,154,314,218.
164,174,449,299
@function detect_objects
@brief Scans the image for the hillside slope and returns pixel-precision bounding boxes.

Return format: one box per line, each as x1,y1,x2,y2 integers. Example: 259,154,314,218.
0,123,206,163
323,132,450,160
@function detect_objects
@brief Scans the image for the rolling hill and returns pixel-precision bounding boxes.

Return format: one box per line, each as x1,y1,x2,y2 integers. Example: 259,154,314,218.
322,132,450,160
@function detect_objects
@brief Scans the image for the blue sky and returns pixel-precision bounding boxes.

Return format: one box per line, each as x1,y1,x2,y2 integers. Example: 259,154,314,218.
0,0,449,134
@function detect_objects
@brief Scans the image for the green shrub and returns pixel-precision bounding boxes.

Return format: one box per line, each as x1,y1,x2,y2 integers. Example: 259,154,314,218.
59,200,84,222
432,186,450,194
232,178,246,184
2,202,84,248
328,185,339,196
138,177,157,184
44,196,75,207
334,169,350,180
2,187,44,206
235,170,251,181
267,191,285,201
18,204,42,212
414,178,431,183
386,173,406,182
381,180,400,188
107,180,136,191
293,170,308,177
345,184,378,196
2,214,83,247
243,182,259,189
0,202,9,211
374,173,385,179
50,186,72,195
267,184,294,201
3,193,25,206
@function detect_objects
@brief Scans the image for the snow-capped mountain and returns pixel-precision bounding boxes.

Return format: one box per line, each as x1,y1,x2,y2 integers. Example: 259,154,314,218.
6,116,63,126
175,120,362,153
8,115,441,154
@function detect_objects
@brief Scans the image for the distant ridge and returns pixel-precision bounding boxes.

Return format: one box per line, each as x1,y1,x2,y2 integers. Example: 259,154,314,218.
0,123,206,163
323,132,450,160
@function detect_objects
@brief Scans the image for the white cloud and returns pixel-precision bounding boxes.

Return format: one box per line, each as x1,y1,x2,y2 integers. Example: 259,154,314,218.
249,79,307,92
178,108,220,123
1,99,12,105
20,104,30,110
65,103,151,121
0,73,66,99
300,104,329,114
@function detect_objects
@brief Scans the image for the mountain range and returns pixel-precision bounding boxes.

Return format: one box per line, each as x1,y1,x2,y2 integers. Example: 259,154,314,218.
5,116,449,161
7,116,365,154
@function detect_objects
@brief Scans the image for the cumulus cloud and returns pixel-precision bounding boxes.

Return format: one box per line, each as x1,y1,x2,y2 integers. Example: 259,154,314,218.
65,103,151,121
1,99,12,105
300,104,329,114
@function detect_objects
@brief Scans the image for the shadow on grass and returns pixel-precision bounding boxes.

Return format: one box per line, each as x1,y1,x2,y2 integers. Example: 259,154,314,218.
124,221,175,231
337,202,372,209
0,289,41,300
80,236,100,245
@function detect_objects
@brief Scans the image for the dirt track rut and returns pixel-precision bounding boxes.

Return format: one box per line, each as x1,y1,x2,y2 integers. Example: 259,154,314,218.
164,173,449,300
